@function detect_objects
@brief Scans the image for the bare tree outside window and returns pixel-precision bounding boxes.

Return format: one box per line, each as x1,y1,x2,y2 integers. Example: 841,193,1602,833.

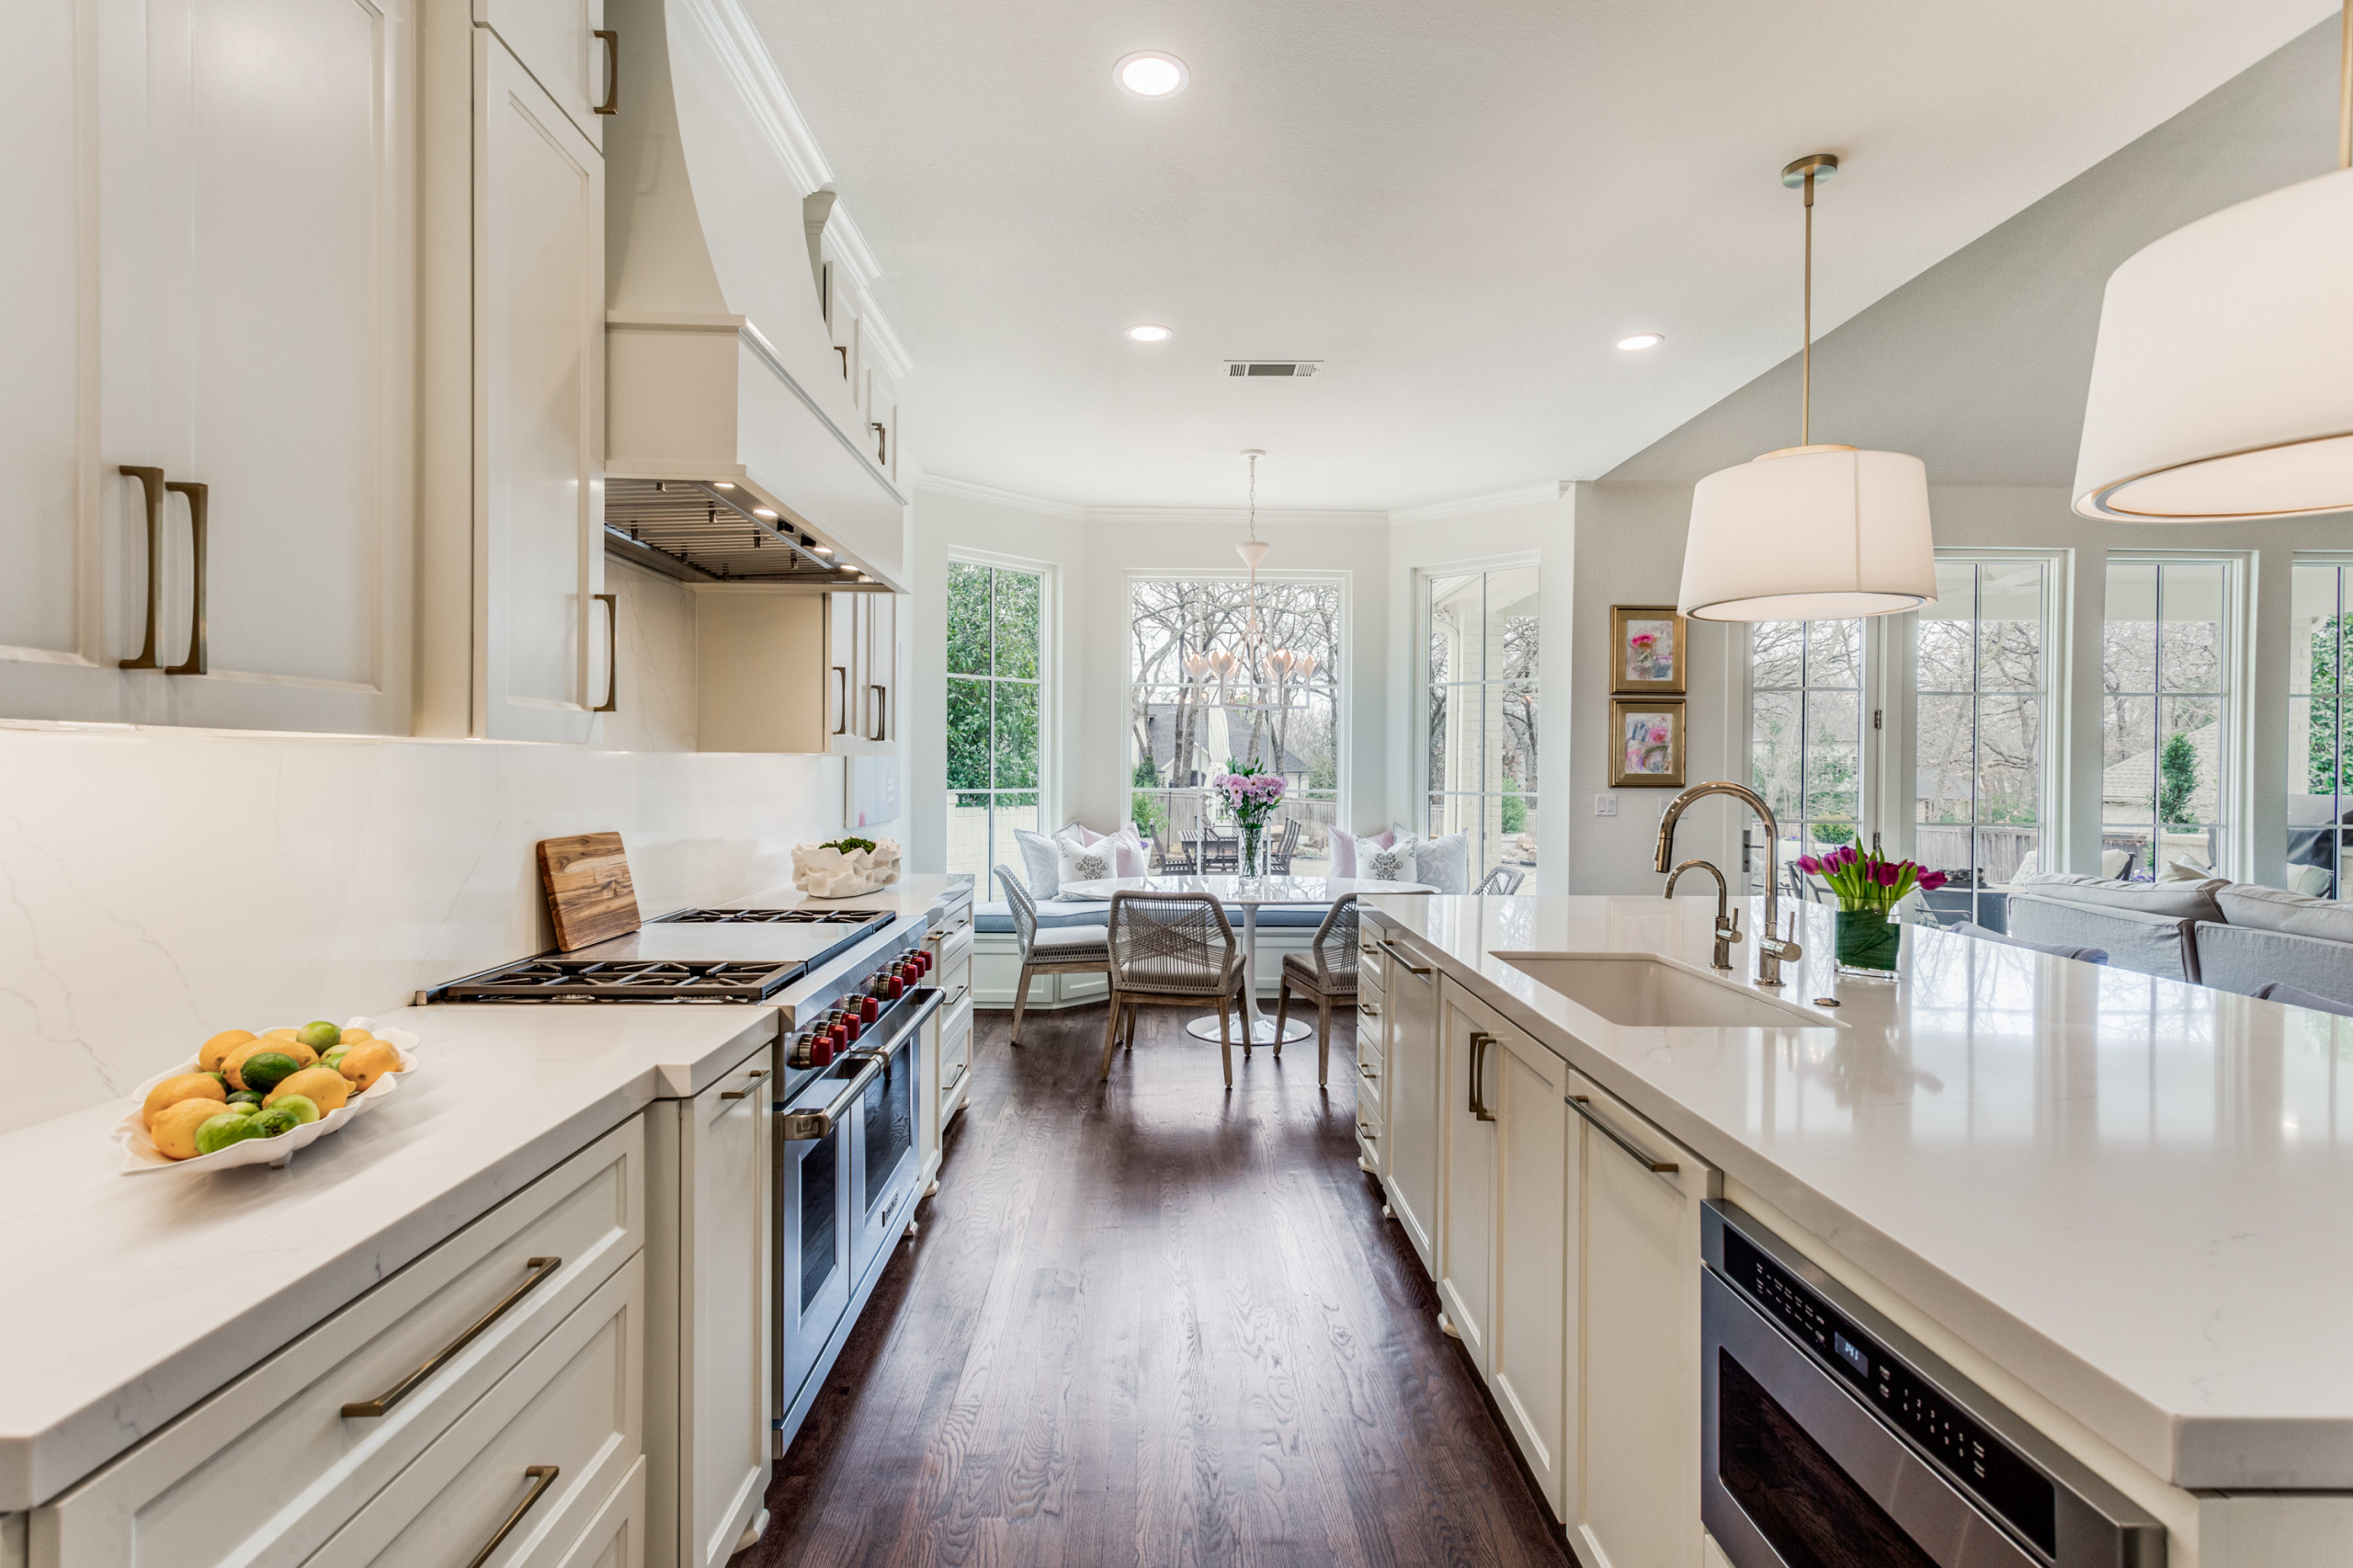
1427,567,1539,879
1915,560,2047,926
2101,560,2229,883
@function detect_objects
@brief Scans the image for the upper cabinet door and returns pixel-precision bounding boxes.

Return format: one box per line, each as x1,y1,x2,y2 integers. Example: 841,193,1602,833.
474,33,606,742
474,0,606,147
0,0,416,735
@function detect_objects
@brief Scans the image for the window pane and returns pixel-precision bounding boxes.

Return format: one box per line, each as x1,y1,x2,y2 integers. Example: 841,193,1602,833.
993,569,1040,680
1429,574,1480,683
1502,679,1539,795
1802,688,1861,830
1978,694,2040,825
993,680,1040,790
1434,683,1480,796
1752,621,1802,688
2156,694,2221,830
2159,562,2227,693
1751,688,1801,820
2292,564,2340,697
946,677,990,791
2103,692,2156,823
2104,561,2159,691
1915,692,1973,826
1804,619,1861,690
1488,566,1540,680
1977,563,2042,691
995,792,1039,843
946,562,990,676
1916,608,1973,691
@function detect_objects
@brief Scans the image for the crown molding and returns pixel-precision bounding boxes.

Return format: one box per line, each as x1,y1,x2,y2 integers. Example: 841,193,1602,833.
915,474,1387,527
915,473,1086,519
1387,481,1569,525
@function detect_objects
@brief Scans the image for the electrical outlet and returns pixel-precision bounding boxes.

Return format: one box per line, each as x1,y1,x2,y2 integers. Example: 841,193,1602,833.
1594,794,1618,817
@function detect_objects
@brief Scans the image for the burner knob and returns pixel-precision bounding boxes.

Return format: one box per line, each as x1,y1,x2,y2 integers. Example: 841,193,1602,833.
859,995,881,1023
885,974,904,999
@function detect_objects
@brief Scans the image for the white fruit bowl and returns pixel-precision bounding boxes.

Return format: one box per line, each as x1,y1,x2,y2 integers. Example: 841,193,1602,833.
114,1017,420,1176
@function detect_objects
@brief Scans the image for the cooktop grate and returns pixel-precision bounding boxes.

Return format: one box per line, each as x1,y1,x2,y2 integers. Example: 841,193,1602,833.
433,957,806,1003
656,907,891,925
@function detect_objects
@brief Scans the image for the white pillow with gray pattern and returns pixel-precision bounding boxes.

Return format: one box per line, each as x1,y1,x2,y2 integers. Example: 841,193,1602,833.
1057,835,1118,887
1355,834,1421,883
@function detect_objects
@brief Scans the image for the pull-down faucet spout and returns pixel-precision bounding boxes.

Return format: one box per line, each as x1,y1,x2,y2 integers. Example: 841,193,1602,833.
1654,781,1802,987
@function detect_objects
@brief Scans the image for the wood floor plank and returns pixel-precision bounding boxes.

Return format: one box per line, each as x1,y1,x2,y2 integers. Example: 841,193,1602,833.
742,1002,1570,1568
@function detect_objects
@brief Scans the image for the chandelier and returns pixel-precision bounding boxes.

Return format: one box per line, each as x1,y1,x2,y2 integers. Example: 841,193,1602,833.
1177,450,1318,707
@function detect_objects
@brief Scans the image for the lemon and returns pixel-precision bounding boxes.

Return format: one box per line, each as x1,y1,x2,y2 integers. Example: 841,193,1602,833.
337,1028,374,1045
337,1040,402,1093
267,1066,350,1114
142,1073,226,1130
152,1097,232,1160
199,1029,256,1074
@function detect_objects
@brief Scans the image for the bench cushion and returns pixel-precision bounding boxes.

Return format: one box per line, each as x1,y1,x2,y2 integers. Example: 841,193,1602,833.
2215,882,2353,944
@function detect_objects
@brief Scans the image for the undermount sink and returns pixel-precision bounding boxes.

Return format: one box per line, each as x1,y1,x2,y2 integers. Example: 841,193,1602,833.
1496,953,1836,1028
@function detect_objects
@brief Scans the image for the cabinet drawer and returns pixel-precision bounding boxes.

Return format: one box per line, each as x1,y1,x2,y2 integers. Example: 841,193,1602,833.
304,1256,644,1568
36,1120,643,1568
934,921,973,976
474,0,608,147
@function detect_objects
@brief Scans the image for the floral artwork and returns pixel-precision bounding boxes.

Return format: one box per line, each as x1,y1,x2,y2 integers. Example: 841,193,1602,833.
1609,606,1687,694
1608,699,1684,786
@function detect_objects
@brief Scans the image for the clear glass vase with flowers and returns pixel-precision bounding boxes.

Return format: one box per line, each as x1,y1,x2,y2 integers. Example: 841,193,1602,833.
1794,844,1949,975
1211,760,1287,880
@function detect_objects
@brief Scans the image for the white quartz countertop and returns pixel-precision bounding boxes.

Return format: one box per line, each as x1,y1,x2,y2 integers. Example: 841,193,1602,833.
1367,893,2353,1490
0,877,967,1510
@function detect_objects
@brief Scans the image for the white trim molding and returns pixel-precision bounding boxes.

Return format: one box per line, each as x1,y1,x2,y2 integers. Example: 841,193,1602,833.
915,474,1087,520
1389,482,1569,525
918,472,1572,528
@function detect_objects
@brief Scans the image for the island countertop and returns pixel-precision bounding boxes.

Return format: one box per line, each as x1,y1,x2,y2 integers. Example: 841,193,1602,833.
1366,892,2353,1492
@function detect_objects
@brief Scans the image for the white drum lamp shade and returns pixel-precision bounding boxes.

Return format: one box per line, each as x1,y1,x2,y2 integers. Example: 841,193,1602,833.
1677,446,1938,621
2074,166,2353,521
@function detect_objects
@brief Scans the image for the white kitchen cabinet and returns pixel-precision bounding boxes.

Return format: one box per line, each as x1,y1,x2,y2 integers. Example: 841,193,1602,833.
1565,1070,1715,1568
1352,954,1386,1176
1436,987,1496,1376
826,591,898,755
1489,1017,1570,1518
643,1057,773,1568
0,0,415,735
473,28,607,743
474,0,610,146
1380,930,1442,1274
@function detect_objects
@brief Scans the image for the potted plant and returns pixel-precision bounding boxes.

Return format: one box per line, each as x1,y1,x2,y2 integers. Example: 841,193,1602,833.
1211,759,1287,879
1793,844,1947,975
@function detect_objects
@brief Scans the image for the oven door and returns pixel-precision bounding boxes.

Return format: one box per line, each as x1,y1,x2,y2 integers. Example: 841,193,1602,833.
849,1017,923,1279
775,1073,858,1410
1703,1269,2041,1568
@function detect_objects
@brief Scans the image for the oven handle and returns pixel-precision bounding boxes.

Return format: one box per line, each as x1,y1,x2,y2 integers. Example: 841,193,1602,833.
775,986,943,1141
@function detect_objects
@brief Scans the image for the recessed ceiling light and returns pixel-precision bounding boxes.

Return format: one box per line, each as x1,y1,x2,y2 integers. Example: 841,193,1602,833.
712,482,735,488
753,506,778,517
1617,333,1665,351
1114,51,1188,97
813,545,833,555
1127,324,1173,343
839,563,857,573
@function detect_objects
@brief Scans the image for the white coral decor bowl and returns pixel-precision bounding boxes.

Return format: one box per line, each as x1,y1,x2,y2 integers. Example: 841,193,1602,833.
792,838,904,898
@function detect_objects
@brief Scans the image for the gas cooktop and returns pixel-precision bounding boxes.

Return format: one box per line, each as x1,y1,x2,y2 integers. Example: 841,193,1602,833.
429,907,893,1003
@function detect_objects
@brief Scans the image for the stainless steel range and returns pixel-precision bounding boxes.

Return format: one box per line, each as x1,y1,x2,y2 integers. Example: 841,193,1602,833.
426,907,892,1002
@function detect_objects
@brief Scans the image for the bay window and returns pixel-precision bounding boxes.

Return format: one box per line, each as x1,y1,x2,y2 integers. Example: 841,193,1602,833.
945,562,1043,881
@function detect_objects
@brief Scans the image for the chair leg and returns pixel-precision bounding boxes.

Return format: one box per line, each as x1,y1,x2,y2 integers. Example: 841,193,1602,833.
1317,995,1333,1086
1011,963,1034,1044
1123,1000,1138,1051
1270,983,1287,1059
1099,990,1124,1080
1215,996,1233,1089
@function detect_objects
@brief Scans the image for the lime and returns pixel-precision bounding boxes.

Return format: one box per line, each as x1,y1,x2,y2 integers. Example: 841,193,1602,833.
225,1090,264,1108
206,1071,230,1088
251,1107,300,1138
298,1020,342,1051
195,1112,267,1155
321,1047,349,1071
273,1094,321,1126
238,1051,302,1096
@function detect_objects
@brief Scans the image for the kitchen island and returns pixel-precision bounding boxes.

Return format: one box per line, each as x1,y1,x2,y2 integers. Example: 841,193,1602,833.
1362,892,2353,1566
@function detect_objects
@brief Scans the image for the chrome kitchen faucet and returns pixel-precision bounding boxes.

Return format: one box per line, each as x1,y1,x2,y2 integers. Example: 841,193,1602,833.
1654,781,1801,987
1664,858,1743,971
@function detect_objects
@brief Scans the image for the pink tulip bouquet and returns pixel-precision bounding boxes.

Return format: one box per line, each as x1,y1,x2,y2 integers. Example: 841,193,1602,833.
1794,843,1948,914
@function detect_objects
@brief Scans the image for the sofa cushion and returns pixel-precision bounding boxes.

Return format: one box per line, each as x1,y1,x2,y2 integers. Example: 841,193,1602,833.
2012,871,2228,924
2214,882,2353,943
2253,981,2353,1018
2195,921,2353,1006
2006,895,2198,983
1951,921,2108,965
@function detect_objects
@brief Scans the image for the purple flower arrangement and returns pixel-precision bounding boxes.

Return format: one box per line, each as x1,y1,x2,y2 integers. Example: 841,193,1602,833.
1794,843,1948,913
1211,761,1287,829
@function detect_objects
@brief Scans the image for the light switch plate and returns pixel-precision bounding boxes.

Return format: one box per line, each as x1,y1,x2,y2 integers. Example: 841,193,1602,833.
1595,794,1618,817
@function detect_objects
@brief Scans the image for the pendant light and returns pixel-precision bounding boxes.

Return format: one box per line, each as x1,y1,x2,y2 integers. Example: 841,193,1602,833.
1677,154,1938,621
2071,3,2353,521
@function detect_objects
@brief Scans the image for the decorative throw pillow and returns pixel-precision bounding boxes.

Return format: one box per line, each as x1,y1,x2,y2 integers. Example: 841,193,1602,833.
1057,835,1117,887
1413,831,1471,894
1332,828,1393,880
1356,834,1418,883
1062,822,1106,847
1111,826,1150,879
1014,828,1063,901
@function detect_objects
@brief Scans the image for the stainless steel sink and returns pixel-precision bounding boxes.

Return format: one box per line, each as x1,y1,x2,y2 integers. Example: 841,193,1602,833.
1495,953,1836,1028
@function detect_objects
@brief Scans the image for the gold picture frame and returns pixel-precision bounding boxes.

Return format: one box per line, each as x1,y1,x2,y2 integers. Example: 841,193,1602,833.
1609,699,1687,788
1609,605,1688,695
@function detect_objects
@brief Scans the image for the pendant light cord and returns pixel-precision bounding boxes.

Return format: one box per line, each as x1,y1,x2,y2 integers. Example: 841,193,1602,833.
1801,167,1815,447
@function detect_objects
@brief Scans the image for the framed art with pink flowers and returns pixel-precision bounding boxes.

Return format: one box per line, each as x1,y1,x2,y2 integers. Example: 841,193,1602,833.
1608,605,1687,695
1608,699,1686,787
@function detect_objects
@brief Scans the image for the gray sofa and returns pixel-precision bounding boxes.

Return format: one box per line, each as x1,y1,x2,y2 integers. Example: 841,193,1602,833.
2006,873,2353,1009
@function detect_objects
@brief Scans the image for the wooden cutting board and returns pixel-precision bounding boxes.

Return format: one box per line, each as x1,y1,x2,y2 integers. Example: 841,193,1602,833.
538,832,642,951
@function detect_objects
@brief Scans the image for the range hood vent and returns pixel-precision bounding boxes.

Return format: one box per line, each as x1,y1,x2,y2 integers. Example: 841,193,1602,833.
1225,360,1323,378
604,478,857,584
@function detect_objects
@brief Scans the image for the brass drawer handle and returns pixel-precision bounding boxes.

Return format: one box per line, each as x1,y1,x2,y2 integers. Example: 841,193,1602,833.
593,593,617,712
342,1256,563,1417
1357,1001,1380,1017
466,1466,561,1568
1378,939,1434,976
1468,1031,1495,1122
1358,1062,1379,1080
720,1067,768,1100
1568,1095,1679,1174
1357,1124,1378,1141
119,466,165,669
593,28,619,114
163,482,209,676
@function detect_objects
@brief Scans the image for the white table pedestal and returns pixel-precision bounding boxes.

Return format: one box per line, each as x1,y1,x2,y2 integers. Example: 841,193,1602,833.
1187,903,1313,1045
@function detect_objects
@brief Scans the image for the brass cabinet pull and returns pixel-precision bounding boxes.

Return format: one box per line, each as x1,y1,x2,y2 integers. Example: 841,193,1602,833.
868,683,886,740
163,482,208,675
593,593,617,712
1468,1031,1495,1122
1357,1123,1379,1141
719,1067,767,1101
465,1466,562,1568
831,666,848,733
593,29,619,113
1568,1094,1680,1174
119,466,166,669
341,1256,562,1417
1358,1062,1379,1080
870,420,888,465
1378,939,1434,976
1357,1000,1380,1017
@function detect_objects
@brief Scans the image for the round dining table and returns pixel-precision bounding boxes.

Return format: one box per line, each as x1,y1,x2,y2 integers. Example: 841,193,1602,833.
1056,874,1437,1045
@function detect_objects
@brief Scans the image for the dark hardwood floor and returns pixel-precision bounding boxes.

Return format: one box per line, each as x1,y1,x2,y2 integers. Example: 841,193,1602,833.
743,1001,1571,1568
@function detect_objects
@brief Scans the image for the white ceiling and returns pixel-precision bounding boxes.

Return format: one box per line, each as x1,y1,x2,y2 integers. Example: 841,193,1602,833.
750,0,2336,512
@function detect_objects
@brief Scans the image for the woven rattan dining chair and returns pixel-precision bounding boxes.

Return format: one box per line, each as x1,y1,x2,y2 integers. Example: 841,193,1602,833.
1273,895,1358,1086
996,866,1112,1046
1473,865,1525,894
1101,891,1247,1087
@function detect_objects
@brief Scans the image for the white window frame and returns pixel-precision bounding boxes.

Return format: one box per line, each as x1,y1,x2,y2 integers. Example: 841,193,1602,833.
944,550,1056,883
1415,556,1541,877
1121,566,1352,846
2283,551,2353,897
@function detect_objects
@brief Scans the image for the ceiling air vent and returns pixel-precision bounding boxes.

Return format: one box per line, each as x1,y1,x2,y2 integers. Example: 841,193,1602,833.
1224,360,1323,378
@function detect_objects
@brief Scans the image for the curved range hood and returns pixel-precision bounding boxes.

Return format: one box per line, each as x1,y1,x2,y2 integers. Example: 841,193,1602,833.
602,0,907,590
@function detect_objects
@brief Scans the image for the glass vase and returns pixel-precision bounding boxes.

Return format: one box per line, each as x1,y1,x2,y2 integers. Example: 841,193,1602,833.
1834,907,1901,975
1240,823,1265,879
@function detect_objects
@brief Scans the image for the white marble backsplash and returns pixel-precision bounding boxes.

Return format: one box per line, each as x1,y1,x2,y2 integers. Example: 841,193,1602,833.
0,722,863,1134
